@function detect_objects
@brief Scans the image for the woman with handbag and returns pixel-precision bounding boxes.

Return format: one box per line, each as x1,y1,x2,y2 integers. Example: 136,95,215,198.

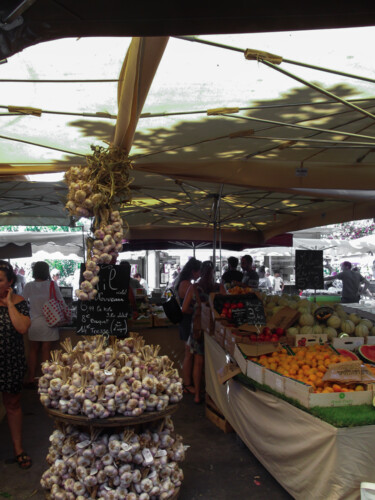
0,260,32,469
22,261,66,387
174,258,202,395
181,261,222,403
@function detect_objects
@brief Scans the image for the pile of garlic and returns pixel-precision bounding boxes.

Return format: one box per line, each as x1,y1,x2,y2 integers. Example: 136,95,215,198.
41,417,185,499
38,335,183,418
76,209,125,301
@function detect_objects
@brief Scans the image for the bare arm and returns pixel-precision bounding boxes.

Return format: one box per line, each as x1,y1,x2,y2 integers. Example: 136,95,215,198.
181,285,194,314
6,289,30,335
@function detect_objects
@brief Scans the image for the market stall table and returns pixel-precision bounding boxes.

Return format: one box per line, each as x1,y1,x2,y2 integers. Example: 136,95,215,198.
205,333,375,500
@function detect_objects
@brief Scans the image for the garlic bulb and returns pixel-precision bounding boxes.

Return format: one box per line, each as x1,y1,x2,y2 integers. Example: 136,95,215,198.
42,418,186,499
39,334,183,419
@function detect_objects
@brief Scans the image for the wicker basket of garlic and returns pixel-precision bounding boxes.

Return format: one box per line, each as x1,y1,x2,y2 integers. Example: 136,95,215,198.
42,416,185,499
38,334,183,421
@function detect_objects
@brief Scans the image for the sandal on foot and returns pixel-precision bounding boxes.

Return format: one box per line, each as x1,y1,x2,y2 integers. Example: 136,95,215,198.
15,452,32,470
183,384,195,395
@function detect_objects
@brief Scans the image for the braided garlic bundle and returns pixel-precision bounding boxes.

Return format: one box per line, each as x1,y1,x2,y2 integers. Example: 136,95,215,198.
65,146,132,301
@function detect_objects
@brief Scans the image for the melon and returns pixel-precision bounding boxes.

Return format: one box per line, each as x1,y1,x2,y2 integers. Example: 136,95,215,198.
299,313,314,327
370,327,375,336
298,306,310,315
327,315,341,329
355,323,369,337
336,349,360,361
286,327,300,336
359,319,373,330
311,325,323,335
336,309,348,320
348,313,361,325
323,327,338,340
358,345,375,364
340,319,355,335
300,325,313,336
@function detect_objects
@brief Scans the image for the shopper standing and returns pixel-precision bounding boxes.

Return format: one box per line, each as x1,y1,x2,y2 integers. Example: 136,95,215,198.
0,260,32,469
240,255,259,288
174,257,202,394
273,271,284,295
221,256,243,285
324,261,372,303
22,261,66,386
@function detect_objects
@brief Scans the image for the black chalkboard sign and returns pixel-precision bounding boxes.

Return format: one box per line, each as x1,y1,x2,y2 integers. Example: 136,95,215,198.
76,263,130,337
295,250,324,290
213,293,266,326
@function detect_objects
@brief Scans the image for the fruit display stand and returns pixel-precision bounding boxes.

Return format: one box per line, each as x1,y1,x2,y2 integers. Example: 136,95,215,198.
205,332,375,500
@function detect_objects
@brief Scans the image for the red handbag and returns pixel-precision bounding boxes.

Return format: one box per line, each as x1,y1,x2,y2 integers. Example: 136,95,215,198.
42,281,71,327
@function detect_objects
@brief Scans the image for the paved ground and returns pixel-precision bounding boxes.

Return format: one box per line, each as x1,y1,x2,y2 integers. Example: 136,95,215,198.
0,327,293,499
0,388,293,500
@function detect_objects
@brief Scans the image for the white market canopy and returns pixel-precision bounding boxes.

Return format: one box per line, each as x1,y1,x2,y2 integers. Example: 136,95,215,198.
0,230,85,257
1,28,375,247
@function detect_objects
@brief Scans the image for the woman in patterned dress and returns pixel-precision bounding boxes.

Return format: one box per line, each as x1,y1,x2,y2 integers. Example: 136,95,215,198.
0,260,32,469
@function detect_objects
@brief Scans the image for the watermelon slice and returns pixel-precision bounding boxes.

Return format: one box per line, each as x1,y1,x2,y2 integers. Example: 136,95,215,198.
358,345,375,364
337,348,360,361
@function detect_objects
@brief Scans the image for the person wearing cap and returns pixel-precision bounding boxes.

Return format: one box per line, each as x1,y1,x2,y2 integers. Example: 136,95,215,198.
324,261,372,303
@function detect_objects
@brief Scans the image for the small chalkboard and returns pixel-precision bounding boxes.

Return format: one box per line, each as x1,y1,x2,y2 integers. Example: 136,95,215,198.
213,293,266,326
76,263,130,337
295,250,324,290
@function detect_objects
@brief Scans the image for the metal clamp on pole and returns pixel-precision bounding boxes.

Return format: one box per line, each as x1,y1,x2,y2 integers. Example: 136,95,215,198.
244,48,283,65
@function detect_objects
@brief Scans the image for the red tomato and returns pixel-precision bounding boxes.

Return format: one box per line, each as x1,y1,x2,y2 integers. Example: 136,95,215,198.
250,334,258,342
276,327,284,336
271,334,279,342
237,302,244,308
263,327,271,335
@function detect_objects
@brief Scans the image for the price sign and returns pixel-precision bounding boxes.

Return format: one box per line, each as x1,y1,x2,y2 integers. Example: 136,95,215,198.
76,263,130,337
295,250,324,290
214,293,266,327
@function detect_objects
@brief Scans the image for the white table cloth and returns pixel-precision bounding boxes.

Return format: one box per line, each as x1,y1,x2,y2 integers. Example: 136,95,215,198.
205,333,375,500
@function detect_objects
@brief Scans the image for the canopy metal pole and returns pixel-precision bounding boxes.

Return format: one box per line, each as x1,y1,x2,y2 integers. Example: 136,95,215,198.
1,0,37,23
175,35,375,85
212,187,224,269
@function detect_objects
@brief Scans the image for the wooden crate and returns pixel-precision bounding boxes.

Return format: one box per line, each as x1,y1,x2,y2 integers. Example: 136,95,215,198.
205,394,234,433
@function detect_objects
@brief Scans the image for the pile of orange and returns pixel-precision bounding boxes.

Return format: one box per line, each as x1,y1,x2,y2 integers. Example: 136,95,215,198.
250,345,366,393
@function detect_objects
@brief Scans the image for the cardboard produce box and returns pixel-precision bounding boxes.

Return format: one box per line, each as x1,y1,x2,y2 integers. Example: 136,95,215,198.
287,333,328,347
224,328,252,357
233,344,265,384
247,359,265,384
264,368,286,394
267,306,300,330
332,337,364,351
284,377,373,408
366,336,375,345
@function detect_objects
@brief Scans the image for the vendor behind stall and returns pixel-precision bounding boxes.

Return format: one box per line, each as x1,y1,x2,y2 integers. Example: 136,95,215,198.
324,261,372,303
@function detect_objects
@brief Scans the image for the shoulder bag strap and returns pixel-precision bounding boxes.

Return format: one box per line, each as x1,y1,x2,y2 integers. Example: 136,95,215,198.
50,280,57,300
